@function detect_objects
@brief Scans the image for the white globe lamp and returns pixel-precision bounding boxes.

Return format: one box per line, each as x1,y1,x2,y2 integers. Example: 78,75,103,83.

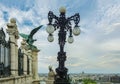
73,26,80,36
47,34,54,42
68,36,74,44
46,25,54,34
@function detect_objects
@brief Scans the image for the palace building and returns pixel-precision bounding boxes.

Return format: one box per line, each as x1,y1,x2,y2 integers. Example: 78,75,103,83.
0,18,40,84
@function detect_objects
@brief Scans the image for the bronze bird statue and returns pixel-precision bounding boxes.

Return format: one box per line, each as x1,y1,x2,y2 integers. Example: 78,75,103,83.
19,25,43,47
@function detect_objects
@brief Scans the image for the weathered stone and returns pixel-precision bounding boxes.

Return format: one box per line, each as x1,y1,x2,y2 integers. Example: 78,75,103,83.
0,18,40,84
46,66,55,84
32,50,40,80
7,18,19,76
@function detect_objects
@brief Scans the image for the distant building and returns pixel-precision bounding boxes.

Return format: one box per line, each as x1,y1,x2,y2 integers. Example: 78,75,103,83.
110,75,120,83
99,76,110,82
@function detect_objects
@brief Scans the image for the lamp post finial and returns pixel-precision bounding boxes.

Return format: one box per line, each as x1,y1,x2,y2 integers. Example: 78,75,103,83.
59,6,66,13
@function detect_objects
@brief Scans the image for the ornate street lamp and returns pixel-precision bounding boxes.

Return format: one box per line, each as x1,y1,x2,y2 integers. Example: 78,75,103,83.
46,7,80,84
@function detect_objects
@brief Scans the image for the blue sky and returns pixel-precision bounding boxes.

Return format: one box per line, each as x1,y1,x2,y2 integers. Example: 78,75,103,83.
0,0,120,73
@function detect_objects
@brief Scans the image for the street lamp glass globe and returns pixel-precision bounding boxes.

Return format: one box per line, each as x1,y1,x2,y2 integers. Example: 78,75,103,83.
47,34,54,42
73,26,80,36
46,25,54,34
68,36,74,44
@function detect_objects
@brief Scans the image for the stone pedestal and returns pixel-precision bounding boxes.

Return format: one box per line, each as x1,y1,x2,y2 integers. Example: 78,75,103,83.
46,66,55,84
46,74,55,84
6,18,19,76
46,80,54,84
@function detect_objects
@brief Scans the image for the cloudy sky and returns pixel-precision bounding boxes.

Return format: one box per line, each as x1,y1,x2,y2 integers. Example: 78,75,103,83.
0,0,120,73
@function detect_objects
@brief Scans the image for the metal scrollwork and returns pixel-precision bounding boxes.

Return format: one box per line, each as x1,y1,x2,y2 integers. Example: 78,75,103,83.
47,7,80,83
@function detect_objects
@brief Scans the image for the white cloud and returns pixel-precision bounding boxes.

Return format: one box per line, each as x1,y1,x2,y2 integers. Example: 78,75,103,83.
97,53,120,71
1,0,120,73
40,19,48,25
99,39,120,51
95,0,120,34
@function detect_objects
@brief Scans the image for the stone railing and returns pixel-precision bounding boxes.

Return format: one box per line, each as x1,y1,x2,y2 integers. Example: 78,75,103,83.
0,75,32,84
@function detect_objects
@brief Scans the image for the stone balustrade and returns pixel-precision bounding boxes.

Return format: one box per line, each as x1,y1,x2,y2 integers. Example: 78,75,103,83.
0,75,32,84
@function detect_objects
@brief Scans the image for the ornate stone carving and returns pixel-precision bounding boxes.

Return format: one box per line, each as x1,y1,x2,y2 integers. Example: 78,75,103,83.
7,18,19,39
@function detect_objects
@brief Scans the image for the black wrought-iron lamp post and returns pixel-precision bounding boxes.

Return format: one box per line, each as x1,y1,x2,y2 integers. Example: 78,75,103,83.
46,7,80,84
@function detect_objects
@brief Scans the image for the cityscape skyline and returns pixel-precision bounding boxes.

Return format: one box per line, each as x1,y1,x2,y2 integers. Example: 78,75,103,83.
0,0,120,73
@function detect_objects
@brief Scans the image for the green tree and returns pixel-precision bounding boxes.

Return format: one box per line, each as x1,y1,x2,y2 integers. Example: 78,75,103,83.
82,78,97,84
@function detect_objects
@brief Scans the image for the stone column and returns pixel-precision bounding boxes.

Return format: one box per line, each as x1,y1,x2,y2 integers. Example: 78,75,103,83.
29,58,32,75
15,39,18,75
27,50,32,75
20,39,27,75
15,24,19,75
21,39,29,75
32,50,40,80
23,54,27,75
6,18,19,76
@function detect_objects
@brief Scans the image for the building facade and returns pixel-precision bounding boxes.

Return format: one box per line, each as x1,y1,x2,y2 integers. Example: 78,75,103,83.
0,18,40,84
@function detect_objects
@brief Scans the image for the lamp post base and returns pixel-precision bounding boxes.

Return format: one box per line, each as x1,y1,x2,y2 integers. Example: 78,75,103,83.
54,75,71,84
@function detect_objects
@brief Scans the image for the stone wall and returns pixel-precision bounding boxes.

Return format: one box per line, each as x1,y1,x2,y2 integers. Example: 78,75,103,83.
0,75,32,84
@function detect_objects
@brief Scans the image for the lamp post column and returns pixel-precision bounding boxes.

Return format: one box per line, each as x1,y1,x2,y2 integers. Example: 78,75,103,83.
46,7,80,84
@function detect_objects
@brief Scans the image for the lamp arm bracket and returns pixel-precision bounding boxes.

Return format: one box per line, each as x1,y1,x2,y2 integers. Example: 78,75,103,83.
48,11,59,25
67,13,80,26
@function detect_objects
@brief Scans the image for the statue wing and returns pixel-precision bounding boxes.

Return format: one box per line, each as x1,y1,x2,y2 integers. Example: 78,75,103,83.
29,25,43,38
19,33,29,40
